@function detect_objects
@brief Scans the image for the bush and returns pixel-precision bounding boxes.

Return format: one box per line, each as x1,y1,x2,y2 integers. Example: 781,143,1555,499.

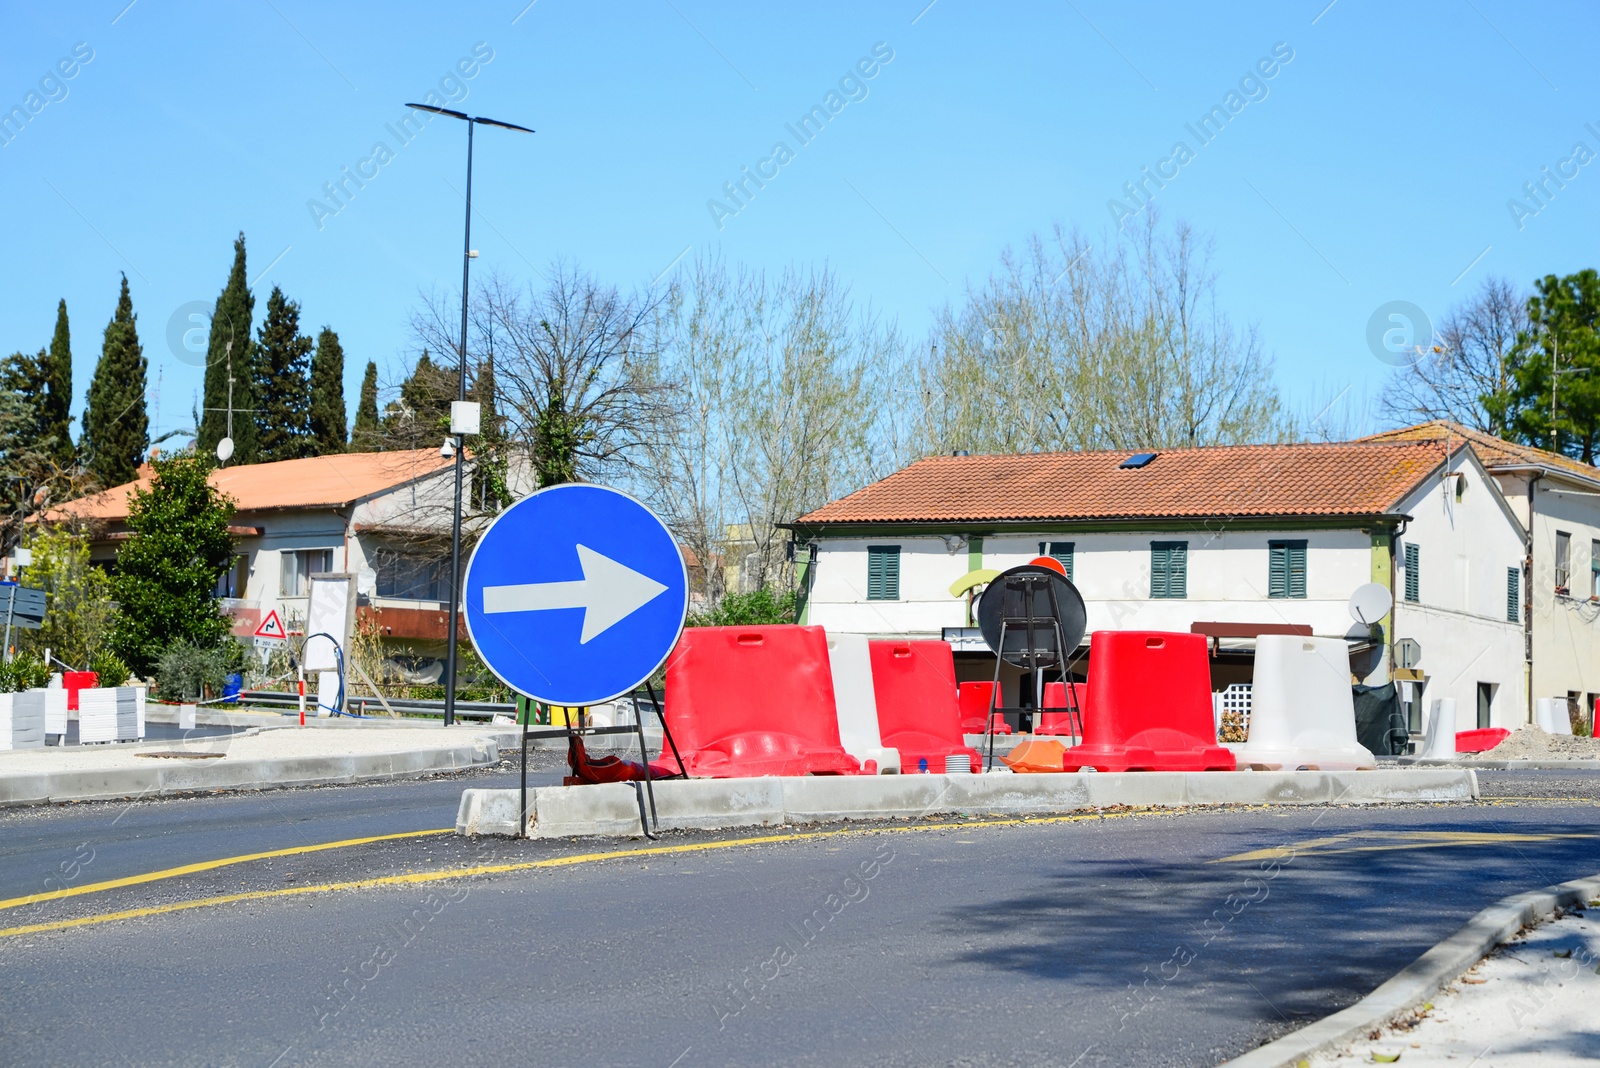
0,655,50,693
88,649,131,688
686,587,798,628
155,640,236,702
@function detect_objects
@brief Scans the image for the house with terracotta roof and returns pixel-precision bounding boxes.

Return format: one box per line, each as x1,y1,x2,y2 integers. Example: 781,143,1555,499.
45,449,500,652
790,439,1529,733
1364,421,1600,731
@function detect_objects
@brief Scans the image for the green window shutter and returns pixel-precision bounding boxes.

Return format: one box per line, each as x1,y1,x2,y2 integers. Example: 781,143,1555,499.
866,545,900,601
1048,541,1074,582
1152,541,1186,598
1404,543,1419,603
1507,566,1520,623
1268,543,1287,599
1286,541,1307,599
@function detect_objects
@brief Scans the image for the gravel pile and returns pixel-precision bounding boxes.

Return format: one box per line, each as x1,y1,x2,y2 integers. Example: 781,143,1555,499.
1481,726,1600,760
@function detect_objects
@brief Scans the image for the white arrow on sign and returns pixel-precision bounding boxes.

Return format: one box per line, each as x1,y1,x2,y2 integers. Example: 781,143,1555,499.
481,544,669,644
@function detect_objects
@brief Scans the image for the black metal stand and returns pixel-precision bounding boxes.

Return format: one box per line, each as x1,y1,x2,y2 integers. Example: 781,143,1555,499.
519,713,530,839
984,574,1082,771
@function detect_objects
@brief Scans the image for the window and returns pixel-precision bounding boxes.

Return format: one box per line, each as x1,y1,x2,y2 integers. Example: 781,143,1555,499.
279,548,333,597
1037,541,1074,581
1403,543,1419,603
1150,541,1187,599
214,554,248,599
1591,540,1600,599
1507,566,1520,623
1268,540,1307,599
1477,683,1494,730
866,545,900,601
373,551,453,602
1555,530,1571,593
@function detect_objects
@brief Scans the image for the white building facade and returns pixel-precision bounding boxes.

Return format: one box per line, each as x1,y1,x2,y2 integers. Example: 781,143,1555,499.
792,440,1529,731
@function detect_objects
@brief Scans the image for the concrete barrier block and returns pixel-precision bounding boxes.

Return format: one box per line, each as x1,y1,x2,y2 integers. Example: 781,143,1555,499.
648,777,787,832
457,788,525,836
782,774,953,821
1081,772,1191,808
938,773,1097,814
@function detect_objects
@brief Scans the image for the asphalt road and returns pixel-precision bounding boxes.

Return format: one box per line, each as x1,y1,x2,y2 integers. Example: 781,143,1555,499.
0,768,1596,1067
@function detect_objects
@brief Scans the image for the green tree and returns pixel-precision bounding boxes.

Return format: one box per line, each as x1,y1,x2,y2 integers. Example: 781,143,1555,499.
81,274,149,489
0,385,54,553
42,300,73,466
198,233,258,464
1504,270,1600,462
254,286,314,461
686,587,797,627
352,361,381,450
307,327,348,455
109,451,236,675
18,527,115,670
382,350,453,448
351,360,380,450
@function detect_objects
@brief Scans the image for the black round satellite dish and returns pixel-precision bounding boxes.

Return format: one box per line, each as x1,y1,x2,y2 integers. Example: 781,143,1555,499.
975,564,1088,668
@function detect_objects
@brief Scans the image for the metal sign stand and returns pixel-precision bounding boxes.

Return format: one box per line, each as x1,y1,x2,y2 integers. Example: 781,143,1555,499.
515,684,688,840
983,572,1084,771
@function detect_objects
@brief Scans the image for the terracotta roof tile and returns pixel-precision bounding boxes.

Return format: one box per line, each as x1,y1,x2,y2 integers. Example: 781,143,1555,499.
794,441,1452,526
45,450,452,524
1360,420,1600,484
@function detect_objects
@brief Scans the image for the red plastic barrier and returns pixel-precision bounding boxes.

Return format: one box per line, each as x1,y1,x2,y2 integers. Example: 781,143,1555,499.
1455,727,1511,753
662,625,859,777
870,640,981,773
957,681,1009,735
62,670,98,712
1033,680,1087,737
1062,632,1235,771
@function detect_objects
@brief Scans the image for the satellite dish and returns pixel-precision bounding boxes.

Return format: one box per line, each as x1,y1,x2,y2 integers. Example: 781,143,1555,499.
1349,582,1393,626
216,436,234,463
976,564,1087,667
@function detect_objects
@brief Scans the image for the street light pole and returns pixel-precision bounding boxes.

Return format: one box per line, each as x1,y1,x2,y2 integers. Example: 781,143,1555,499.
406,103,533,728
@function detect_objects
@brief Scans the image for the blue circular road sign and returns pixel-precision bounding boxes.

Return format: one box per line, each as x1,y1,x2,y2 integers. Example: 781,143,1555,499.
462,484,689,706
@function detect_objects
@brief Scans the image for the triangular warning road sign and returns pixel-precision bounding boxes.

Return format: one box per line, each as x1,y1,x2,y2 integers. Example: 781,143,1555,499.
254,609,288,640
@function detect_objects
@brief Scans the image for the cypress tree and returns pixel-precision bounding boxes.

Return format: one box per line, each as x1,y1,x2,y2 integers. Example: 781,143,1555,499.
42,299,73,466
81,274,149,489
351,360,380,451
382,351,453,447
197,233,257,464
253,286,313,462
307,327,348,455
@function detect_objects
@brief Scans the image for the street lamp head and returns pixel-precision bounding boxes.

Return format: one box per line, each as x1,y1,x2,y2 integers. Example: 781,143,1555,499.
405,102,470,122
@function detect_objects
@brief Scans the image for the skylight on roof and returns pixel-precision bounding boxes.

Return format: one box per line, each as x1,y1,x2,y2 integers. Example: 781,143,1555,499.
1119,452,1158,469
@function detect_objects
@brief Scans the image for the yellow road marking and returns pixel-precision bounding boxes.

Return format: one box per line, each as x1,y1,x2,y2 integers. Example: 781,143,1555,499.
0,810,1156,941
0,828,454,914
1214,830,1597,863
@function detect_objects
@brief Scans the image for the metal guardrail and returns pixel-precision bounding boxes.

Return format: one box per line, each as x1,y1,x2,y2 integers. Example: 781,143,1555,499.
234,689,664,722
236,689,515,720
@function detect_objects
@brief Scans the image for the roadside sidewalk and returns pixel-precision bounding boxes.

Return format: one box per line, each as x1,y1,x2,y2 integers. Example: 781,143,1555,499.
0,725,506,806
1308,905,1600,1066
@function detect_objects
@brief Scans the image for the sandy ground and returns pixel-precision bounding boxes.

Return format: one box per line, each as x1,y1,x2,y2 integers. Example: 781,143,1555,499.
1483,727,1600,761
0,725,505,774
1309,906,1600,1067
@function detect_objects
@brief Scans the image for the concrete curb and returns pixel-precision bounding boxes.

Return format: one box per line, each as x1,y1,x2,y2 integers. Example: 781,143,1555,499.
0,737,499,807
1223,870,1600,1067
455,768,1479,838
1398,756,1600,770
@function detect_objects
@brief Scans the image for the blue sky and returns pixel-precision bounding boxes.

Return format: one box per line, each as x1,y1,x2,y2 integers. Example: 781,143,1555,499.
3,1,1597,446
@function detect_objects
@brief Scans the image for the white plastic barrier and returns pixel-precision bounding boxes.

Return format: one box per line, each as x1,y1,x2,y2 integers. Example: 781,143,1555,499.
824,632,900,774
1227,636,1376,770
179,703,198,730
1535,696,1573,735
1420,697,1457,759
78,688,119,743
0,691,46,750
44,686,67,742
